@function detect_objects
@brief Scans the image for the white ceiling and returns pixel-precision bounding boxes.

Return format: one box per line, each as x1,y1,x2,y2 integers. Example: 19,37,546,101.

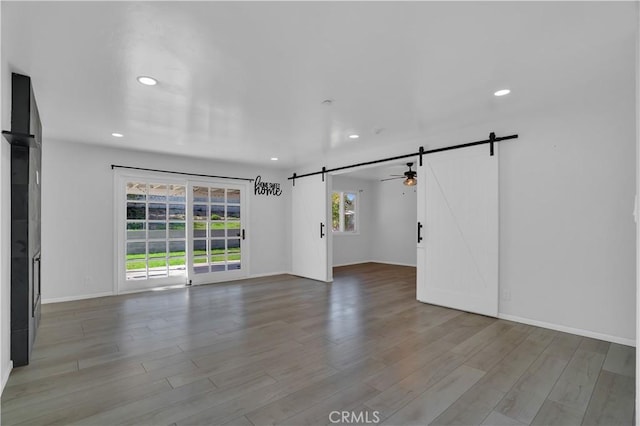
2,1,636,171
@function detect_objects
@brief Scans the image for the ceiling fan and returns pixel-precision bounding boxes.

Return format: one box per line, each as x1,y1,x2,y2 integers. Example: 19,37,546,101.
380,162,417,186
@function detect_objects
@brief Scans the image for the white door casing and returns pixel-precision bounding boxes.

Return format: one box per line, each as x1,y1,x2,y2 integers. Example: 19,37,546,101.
417,144,499,317
291,174,332,282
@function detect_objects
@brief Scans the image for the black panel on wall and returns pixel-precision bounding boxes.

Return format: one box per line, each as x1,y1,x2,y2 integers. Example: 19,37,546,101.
4,73,42,367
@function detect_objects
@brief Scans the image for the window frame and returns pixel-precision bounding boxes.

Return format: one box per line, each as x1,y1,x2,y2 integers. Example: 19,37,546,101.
332,190,359,235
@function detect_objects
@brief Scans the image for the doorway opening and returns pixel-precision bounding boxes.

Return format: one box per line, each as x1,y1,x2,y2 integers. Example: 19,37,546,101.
330,160,418,270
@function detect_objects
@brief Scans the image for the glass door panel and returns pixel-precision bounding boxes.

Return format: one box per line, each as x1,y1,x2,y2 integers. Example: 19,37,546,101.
189,183,246,281
124,181,187,285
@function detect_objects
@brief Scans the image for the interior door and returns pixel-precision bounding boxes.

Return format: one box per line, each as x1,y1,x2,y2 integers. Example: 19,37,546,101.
291,174,332,282
416,144,499,317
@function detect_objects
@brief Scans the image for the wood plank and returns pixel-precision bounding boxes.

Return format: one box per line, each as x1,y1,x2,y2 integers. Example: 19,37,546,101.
277,382,379,426
382,365,485,425
430,382,505,426
222,415,255,426
11,376,171,425
481,410,526,425
577,338,610,356
363,351,466,420
464,324,532,372
2,360,147,411
77,343,183,370
547,348,605,410
67,378,216,426
493,332,581,424
582,370,635,425
364,338,455,392
469,328,555,395
4,360,79,387
602,343,635,378
168,340,308,389
245,358,386,426
124,373,279,426
531,399,584,426
173,364,342,425
450,320,516,358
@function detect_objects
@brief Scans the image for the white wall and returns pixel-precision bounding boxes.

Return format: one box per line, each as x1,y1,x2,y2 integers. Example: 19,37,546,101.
331,175,373,266
0,140,9,394
41,140,291,302
1,0,14,394
0,141,8,397
635,1,639,418
371,180,417,266
496,76,636,343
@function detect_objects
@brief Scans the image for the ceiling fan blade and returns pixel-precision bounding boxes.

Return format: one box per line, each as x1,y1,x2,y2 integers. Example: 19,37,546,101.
389,174,405,177
380,177,405,182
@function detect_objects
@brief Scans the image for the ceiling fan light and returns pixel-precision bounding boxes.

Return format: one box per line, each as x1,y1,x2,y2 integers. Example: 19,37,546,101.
403,177,417,186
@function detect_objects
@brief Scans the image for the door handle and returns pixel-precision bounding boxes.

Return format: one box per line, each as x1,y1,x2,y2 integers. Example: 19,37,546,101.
241,229,245,240
320,223,325,238
417,222,423,243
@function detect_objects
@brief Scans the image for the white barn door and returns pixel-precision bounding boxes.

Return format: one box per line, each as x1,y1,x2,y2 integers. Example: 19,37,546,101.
417,144,499,317
291,174,332,282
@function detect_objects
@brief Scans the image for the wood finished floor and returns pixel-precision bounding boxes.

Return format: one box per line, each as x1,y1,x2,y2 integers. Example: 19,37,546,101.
0,263,635,426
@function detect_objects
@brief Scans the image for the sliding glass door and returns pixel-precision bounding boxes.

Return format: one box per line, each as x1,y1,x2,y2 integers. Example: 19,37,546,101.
189,182,247,284
116,171,248,293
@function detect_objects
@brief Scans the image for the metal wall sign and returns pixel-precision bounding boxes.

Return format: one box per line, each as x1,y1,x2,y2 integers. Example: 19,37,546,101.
254,175,283,196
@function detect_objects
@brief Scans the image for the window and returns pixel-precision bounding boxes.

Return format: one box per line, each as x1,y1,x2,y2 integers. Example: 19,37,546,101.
332,191,357,233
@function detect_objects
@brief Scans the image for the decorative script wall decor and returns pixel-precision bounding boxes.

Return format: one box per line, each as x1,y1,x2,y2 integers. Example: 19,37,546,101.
254,175,283,196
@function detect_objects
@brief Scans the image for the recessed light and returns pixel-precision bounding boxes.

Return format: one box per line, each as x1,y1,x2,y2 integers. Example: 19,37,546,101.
494,89,511,97
111,132,124,138
349,134,360,139
137,76,158,86
270,157,279,161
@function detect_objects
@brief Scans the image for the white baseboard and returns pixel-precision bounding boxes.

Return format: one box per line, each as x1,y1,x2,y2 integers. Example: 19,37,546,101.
190,271,291,287
42,291,114,304
371,259,417,268
1,361,13,394
249,271,290,279
44,272,291,303
498,313,635,347
333,260,417,268
333,261,372,267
